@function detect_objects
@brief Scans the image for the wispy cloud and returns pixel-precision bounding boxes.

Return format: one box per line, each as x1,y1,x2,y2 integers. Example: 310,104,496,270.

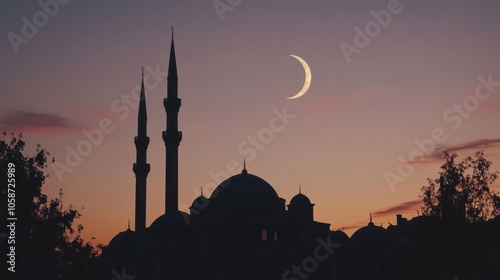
444,138,500,153
407,138,500,164
372,199,422,216
336,200,422,231
0,110,79,133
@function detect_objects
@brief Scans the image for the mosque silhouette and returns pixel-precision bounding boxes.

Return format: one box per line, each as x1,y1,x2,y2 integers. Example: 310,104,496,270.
102,33,500,280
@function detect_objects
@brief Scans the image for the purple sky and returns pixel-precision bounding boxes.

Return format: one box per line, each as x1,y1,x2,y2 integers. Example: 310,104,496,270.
2,0,500,244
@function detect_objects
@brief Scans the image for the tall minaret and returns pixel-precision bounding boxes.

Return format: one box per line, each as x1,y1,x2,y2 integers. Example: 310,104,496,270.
162,28,182,214
133,68,150,231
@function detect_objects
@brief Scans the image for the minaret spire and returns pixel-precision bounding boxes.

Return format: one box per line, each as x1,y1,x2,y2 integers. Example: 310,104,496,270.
168,27,178,85
133,69,150,231
138,67,147,135
163,31,182,214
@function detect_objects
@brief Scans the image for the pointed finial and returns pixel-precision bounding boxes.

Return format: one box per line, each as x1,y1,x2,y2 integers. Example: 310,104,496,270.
171,26,174,38
141,67,144,77
299,185,302,194
242,159,248,174
200,186,203,196
127,219,130,230
369,213,373,226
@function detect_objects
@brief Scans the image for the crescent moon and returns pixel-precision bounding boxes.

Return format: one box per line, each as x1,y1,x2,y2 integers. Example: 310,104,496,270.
287,55,312,100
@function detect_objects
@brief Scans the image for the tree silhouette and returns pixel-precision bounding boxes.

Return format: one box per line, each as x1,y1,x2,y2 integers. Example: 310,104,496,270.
0,132,102,279
420,151,500,223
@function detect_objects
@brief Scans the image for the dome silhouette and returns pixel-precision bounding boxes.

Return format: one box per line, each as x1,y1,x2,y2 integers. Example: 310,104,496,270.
191,194,208,210
210,172,279,199
150,210,190,228
290,193,312,205
350,222,393,244
108,227,136,248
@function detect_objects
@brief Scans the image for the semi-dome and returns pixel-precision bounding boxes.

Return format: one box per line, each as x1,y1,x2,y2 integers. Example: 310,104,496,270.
210,168,279,199
150,210,190,228
290,193,311,205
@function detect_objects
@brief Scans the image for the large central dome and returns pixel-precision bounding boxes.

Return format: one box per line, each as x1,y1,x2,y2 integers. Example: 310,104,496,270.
210,170,279,199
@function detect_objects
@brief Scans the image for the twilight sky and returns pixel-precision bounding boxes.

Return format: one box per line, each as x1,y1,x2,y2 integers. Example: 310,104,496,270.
2,0,500,245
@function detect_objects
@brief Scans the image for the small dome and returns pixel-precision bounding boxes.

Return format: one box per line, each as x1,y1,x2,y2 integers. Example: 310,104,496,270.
350,223,391,244
150,210,189,228
290,193,311,205
210,172,279,199
191,195,209,210
108,228,136,248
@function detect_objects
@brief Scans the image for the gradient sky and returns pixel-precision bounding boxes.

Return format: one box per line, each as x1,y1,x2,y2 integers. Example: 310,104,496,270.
2,0,500,245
